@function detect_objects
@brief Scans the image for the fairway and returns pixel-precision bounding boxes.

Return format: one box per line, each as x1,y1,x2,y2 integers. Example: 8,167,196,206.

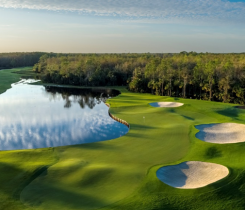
1,68,245,210
0,67,34,94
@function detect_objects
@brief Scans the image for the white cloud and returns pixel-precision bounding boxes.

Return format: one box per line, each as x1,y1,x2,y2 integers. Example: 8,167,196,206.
0,0,244,24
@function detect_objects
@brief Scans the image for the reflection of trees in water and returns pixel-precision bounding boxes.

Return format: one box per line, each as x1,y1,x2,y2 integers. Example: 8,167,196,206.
63,96,72,108
44,86,120,109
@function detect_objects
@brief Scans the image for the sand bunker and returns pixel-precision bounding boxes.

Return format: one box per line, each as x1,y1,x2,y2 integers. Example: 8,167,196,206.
157,161,229,189
195,123,245,144
150,102,184,108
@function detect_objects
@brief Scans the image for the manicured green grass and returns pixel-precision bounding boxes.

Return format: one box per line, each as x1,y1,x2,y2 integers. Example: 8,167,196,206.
0,67,35,94
1,67,245,210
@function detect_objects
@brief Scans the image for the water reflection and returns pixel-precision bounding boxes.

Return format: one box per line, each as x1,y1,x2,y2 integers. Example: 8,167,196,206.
0,81,128,151
44,86,119,109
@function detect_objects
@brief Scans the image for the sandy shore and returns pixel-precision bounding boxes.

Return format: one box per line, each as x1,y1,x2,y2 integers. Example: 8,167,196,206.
157,161,229,189
150,102,184,108
195,123,245,144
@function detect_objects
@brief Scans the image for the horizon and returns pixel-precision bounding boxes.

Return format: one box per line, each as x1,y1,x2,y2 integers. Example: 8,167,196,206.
1,52,245,54
1,0,245,53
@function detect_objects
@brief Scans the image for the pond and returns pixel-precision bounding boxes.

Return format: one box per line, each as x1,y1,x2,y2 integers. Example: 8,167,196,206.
0,80,129,150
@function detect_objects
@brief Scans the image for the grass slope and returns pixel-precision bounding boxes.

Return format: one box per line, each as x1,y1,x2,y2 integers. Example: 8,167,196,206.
0,67,37,94
0,68,58,210
1,67,245,210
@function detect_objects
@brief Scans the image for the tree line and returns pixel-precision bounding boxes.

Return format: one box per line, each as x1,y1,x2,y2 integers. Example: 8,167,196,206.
130,52,245,104
33,53,171,86
33,52,245,104
0,52,46,69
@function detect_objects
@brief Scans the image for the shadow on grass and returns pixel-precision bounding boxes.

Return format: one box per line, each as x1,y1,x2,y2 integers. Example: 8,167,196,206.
0,162,50,201
215,107,240,119
66,141,119,150
181,115,195,121
167,109,195,121
205,147,222,159
130,123,155,130
125,132,145,139
213,168,245,202
21,181,108,209
235,106,245,110
0,161,109,209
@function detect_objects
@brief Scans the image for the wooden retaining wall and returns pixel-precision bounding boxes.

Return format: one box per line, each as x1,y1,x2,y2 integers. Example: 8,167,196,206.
105,103,130,128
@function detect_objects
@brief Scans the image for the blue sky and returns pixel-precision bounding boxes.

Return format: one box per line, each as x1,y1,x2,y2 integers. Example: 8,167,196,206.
0,0,245,53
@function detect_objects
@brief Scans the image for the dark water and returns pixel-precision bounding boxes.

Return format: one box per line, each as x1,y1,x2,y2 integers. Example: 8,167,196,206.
0,80,129,151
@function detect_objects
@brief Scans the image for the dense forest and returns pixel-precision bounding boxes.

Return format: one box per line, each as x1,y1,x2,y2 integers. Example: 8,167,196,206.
33,53,153,86
34,52,245,104
0,52,46,69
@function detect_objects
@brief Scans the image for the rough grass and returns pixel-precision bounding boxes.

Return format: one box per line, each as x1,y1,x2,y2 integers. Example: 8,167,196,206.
1,67,245,210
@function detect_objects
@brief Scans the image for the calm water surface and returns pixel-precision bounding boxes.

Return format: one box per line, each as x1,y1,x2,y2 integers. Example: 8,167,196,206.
0,80,128,150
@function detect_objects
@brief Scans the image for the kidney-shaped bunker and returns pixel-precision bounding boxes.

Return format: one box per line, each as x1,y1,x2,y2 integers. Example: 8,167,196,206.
195,123,245,144
157,161,229,189
149,102,184,108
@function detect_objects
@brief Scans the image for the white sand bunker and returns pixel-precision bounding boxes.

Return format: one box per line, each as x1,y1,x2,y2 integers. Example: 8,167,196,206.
196,123,245,144
157,161,229,189
150,102,184,108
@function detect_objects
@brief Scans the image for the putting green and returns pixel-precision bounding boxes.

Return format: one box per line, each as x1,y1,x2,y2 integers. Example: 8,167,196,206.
1,67,245,210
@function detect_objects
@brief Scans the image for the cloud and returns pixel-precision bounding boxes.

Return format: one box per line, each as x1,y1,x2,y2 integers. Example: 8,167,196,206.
0,0,245,24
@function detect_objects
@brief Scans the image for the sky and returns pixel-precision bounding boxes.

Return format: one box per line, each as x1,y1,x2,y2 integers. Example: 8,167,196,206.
0,0,245,53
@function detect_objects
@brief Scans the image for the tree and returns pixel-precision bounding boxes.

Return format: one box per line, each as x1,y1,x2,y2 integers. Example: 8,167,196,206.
204,60,216,101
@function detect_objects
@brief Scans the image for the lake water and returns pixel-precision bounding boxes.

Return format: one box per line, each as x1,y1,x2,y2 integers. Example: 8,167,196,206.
0,80,129,150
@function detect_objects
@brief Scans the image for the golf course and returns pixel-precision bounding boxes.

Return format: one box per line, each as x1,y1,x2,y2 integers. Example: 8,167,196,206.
1,67,245,210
